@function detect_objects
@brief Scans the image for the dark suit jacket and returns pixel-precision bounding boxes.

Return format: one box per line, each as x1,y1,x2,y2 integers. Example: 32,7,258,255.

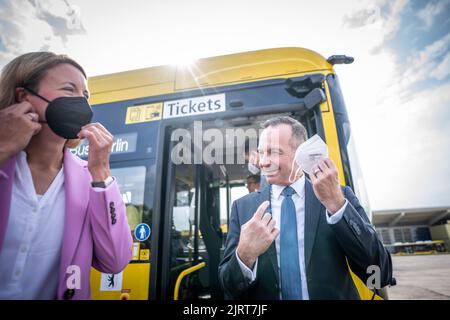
218,179,393,300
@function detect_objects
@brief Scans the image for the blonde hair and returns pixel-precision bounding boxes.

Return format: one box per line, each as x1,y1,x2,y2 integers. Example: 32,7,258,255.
0,52,87,148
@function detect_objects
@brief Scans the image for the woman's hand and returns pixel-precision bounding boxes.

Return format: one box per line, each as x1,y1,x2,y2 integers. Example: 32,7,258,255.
0,102,41,166
77,123,113,182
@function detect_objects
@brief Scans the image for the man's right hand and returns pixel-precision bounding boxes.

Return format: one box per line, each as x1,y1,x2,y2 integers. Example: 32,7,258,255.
236,201,279,269
0,102,41,167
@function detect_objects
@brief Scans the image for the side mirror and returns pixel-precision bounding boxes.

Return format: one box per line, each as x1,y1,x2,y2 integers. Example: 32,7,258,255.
304,87,326,110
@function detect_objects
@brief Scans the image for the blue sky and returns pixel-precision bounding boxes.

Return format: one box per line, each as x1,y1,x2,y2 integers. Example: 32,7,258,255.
1,0,449,211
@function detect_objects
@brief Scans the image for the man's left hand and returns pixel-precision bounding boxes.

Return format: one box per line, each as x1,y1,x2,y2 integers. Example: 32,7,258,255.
77,123,113,182
310,158,345,215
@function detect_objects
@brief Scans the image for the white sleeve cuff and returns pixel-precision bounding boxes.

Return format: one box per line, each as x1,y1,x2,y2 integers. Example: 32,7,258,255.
235,251,258,283
326,199,348,225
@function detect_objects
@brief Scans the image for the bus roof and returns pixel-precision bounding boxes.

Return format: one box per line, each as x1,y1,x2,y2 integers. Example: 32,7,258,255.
89,47,333,105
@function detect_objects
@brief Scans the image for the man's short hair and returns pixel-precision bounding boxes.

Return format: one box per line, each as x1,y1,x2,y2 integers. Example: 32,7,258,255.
244,136,259,154
246,174,261,184
262,116,308,149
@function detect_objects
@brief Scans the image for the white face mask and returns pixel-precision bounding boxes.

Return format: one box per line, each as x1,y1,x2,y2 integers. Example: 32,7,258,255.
248,162,261,175
289,134,329,182
247,150,260,174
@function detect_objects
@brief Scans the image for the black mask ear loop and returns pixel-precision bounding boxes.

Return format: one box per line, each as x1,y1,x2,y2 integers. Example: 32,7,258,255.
23,87,49,123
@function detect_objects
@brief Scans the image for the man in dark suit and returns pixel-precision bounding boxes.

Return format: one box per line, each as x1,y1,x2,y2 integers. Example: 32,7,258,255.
218,116,393,299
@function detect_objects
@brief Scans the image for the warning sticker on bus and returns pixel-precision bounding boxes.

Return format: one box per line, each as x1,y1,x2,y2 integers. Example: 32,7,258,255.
163,93,226,119
125,102,162,124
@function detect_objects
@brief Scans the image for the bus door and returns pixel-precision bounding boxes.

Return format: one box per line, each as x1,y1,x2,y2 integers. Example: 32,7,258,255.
159,108,320,300
159,132,225,300
198,164,225,299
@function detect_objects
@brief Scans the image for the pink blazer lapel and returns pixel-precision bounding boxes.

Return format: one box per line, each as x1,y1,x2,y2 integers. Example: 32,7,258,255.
0,156,16,252
59,149,90,273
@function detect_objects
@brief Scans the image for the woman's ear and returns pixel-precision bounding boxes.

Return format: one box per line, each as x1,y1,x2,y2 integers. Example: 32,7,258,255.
15,87,28,103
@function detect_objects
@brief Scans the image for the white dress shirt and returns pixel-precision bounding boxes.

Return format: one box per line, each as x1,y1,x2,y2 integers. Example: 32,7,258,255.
236,175,348,299
0,151,65,299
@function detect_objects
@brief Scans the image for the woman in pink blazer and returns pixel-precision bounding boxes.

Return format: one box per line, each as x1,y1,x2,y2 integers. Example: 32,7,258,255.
0,52,132,299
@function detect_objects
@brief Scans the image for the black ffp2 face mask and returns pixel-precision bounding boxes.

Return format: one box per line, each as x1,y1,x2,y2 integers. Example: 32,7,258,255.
24,87,93,139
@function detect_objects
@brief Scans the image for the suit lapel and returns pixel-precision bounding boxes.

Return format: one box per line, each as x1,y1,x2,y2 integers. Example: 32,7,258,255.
59,149,90,271
266,242,279,286
304,178,323,271
256,184,280,285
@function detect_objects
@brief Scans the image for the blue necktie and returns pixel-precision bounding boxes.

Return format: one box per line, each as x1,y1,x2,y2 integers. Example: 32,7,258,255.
280,186,303,300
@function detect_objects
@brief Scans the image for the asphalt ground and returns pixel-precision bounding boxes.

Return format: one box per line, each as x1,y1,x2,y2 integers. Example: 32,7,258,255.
387,254,450,300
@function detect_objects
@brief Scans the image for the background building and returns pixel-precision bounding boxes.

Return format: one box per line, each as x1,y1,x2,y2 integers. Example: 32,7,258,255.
373,207,450,251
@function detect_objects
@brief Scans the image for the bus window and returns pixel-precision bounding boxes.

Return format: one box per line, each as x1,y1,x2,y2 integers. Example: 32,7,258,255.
326,73,372,219
167,163,207,299
110,166,147,246
90,162,154,300
386,241,446,255
219,185,248,236
171,185,199,278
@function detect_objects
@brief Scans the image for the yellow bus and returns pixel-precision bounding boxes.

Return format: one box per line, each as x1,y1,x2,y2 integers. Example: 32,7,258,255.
72,47,381,300
387,240,446,255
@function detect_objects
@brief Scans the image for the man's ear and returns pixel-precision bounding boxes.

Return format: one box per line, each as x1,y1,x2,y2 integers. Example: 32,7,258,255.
15,87,28,103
